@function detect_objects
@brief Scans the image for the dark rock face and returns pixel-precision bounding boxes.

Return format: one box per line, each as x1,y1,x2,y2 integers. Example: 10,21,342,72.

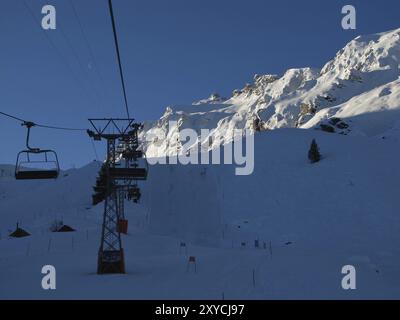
318,117,350,134
320,124,336,133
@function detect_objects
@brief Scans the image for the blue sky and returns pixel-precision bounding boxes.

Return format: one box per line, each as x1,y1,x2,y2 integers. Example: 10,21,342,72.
0,0,399,167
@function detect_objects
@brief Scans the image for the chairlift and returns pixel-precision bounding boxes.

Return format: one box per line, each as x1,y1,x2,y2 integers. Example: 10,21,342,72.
15,122,60,180
127,186,141,203
116,142,126,154
109,149,148,181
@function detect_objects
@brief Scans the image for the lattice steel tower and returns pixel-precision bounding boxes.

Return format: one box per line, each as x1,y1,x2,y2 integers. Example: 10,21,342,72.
88,119,147,274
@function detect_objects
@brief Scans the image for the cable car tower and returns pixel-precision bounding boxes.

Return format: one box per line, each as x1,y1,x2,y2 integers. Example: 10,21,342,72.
88,119,147,274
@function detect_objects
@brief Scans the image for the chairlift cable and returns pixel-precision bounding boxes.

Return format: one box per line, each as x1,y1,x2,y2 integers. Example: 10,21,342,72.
22,0,99,110
90,138,100,162
68,0,109,103
108,0,131,119
35,124,86,131
0,110,86,132
0,111,25,123
56,18,107,112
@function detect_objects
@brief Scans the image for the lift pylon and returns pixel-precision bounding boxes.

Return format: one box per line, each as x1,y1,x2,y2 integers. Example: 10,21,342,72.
88,119,147,274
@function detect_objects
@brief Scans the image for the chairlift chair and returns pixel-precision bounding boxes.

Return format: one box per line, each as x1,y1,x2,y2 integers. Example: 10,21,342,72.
127,186,141,203
15,122,60,180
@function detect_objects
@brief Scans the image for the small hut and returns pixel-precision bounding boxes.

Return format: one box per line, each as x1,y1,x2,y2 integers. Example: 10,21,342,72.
9,223,30,238
57,225,76,232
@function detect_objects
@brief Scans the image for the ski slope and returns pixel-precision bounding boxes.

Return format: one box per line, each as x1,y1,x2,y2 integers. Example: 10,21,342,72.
1,129,400,299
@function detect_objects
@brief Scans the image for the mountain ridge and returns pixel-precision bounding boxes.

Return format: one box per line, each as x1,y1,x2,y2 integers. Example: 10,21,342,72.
140,27,400,157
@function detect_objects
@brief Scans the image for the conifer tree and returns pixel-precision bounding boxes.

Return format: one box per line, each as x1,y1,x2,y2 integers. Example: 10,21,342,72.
308,139,321,163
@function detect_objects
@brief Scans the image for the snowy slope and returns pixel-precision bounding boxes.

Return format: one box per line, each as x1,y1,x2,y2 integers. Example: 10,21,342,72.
141,28,400,157
0,162,101,230
1,129,400,299
302,79,400,138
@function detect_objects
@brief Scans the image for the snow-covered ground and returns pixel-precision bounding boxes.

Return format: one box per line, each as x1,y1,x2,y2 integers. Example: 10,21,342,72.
1,27,400,299
1,129,400,299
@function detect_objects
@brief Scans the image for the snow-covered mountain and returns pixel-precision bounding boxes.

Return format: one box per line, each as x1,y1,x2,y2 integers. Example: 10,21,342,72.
141,28,400,157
